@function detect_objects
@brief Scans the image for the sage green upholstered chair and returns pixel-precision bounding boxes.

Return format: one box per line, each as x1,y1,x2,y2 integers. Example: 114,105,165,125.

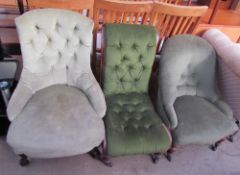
101,24,172,165
157,35,239,157
6,9,106,166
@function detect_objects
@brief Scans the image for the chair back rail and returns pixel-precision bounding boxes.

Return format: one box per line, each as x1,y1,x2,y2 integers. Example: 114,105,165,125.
26,0,94,18
150,2,208,52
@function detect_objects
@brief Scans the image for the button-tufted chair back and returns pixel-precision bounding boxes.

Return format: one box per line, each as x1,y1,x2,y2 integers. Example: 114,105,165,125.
158,35,220,128
7,9,103,121
16,9,93,90
103,24,157,95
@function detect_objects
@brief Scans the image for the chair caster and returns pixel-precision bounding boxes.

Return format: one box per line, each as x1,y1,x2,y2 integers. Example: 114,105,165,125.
236,120,240,128
209,143,218,151
150,153,160,164
227,135,234,143
164,152,172,162
19,154,30,166
89,147,101,159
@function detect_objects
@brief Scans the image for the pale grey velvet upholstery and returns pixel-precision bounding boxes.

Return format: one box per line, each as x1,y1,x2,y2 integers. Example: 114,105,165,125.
6,9,106,158
157,35,238,145
173,95,237,145
7,85,104,158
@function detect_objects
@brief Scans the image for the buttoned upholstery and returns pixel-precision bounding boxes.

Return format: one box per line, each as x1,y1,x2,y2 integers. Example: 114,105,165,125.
7,9,106,121
6,9,106,158
158,35,238,145
105,93,171,156
103,24,156,95
103,24,171,156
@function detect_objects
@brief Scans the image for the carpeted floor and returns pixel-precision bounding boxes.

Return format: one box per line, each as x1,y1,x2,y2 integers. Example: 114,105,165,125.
1,133,240,175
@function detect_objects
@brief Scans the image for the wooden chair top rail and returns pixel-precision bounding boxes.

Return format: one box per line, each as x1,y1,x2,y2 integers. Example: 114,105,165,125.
27,0,94,17
94,0,153,12
27,0,94,10
152,2,208,16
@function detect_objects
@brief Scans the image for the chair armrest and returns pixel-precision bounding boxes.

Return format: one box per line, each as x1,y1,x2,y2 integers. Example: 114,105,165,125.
76,73,106,118
214,99,234,119
156,93,171,128
164,104,178,129
7,81,33,121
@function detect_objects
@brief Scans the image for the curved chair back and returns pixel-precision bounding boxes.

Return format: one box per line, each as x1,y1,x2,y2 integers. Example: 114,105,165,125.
150,2,208,52
158,35,219,128
15,9,94,95
26,0,94,18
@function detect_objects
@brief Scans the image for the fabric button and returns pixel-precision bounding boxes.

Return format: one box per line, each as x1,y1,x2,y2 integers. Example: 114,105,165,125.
66,38,70,43
118,42,122,49
35,25,40,30
128,65,134,70
122,55,128,62
114,65,119,70
79,40,83,45
58,51,62,57
142,65,147,71
74,25,79,31
138,55,143,61
48,37,52,43
132,43,138,50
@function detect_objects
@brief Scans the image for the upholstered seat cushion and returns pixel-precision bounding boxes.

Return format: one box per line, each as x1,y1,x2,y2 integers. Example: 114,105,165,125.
172,95,238,145
105,93,171,156
7,85,105,158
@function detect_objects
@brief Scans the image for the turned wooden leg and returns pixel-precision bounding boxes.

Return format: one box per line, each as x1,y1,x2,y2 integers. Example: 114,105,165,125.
19,154,30,166
236,119,240,128
89,147,112,167
150,153,160,164
209,141,222,151
164,152,172,162
164,147,175,162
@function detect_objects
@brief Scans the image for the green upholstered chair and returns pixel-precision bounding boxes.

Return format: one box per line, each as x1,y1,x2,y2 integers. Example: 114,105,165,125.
157,35,239,156
102,24,172,164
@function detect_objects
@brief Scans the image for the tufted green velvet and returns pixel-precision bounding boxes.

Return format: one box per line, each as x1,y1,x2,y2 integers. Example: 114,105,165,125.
103,24,156,95
103,24,171,156
105,93,171,156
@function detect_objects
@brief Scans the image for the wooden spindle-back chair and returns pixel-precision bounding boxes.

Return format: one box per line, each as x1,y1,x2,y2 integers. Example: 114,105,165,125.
150,2,208,53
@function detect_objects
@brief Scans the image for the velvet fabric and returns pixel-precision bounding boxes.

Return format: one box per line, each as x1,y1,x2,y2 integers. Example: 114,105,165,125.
157,35,238,145
103,24,171,156
7,9,106,158
7,85,105,158
173,95,238,145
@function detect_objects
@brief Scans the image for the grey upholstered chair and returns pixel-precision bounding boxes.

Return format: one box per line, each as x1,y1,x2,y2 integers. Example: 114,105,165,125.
202,29,240,123
157,35,239,159
6,9,106,166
